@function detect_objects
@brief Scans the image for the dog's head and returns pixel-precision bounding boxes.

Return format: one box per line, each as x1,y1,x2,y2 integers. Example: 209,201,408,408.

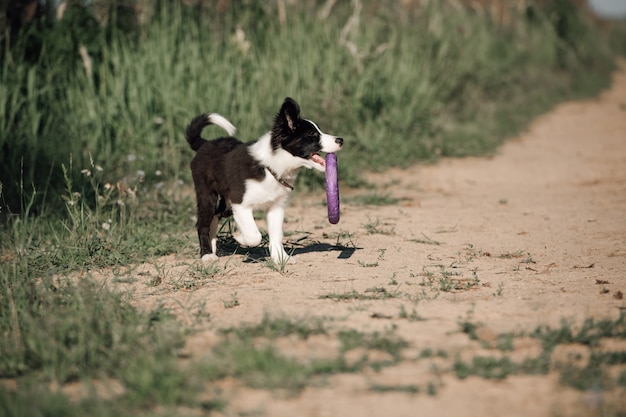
270,97,343,172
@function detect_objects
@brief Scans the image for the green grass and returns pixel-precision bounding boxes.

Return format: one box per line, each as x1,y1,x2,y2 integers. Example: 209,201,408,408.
319,287,400,301
345,192,401,206
363,217,396,235
370,384,421,394
420,265,481,293
0,1,619,214
201,316,408,395
220,313,328,340
0,260,199,415
454,313,626,390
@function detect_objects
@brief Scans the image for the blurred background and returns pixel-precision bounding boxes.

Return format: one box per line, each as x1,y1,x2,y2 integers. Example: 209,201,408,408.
1,0,625,216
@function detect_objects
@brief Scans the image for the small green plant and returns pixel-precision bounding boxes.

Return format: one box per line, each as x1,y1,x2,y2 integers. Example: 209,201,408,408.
495,333,516,351
398,304,423,321
202,338,315,394
410,233,443,246
190,260,224,279
346,192,400,206
457,305,479,340
220,314,327,340
360,248,387,266
337,329,409,362
261,247,297,274
363,218,395,235
498,250,526,259
370,384,420,394
202,318,409,394
493,282,504,297
319,287,400,301
454,356,517,380
420,265,480,293
452,312,626,392
419,348,448,359
223,292,240,309
332,231,357,249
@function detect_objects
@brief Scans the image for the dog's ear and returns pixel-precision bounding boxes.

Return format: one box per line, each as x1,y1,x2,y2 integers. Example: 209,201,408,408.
279,97,301,131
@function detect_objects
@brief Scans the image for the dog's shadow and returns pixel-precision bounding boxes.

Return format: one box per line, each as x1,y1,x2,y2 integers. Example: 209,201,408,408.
293,242,359,259
217,235,360,264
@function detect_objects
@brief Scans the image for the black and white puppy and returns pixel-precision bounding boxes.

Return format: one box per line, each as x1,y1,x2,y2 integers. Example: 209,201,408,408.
185,97,344,265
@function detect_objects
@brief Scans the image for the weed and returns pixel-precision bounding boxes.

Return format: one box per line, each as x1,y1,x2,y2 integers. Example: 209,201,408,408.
346,193,400,206
453,312,626,392
337,328,408,361
330,231,357,249
426,381,439,396
223,293,240,309
420,349,449,360
190,261,224,279
454,356,517,380
203,317,408,394
370,384,420,394
410,233,443,246
363,218,395,235
320,287,400,301
495,334,516,351
202,338,314,395
147,274,163,287
457,306,479,340
419,348,435,358
220,314,327,340
399,304,423,321
0,263,194,410
420,265,480,293
493,282,504,297
498,250,524,259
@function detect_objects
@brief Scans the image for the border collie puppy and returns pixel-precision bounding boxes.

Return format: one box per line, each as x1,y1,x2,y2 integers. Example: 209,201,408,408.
185,97,343,265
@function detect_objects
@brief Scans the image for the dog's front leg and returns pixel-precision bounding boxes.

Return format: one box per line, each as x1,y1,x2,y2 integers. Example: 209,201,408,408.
267,204,296,265
231,204,263,247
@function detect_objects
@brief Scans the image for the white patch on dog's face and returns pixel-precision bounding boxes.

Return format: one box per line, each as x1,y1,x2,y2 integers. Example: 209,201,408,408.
306,119,343,154
301,119,343,172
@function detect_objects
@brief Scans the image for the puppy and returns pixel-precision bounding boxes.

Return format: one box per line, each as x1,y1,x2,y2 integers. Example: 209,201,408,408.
185,97,343,265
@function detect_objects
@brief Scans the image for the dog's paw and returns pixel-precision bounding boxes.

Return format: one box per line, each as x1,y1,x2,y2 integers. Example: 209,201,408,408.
233,232,262,247
201,253,219,263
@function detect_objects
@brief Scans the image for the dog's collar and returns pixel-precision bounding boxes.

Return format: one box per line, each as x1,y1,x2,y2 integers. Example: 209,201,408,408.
265,167,294,190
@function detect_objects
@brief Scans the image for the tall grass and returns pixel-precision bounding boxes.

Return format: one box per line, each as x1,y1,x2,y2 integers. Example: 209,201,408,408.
0,1,618,214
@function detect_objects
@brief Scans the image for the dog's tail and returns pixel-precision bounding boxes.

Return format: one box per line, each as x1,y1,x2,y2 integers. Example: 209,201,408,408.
185,113,237,152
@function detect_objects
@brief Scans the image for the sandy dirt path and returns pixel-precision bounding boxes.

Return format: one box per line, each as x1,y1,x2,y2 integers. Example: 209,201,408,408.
96,61,626,416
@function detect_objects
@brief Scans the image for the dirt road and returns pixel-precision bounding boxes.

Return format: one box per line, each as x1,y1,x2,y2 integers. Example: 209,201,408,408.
98,61,626,416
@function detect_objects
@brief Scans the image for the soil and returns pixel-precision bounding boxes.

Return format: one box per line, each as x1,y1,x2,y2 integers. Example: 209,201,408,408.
93,61,626,416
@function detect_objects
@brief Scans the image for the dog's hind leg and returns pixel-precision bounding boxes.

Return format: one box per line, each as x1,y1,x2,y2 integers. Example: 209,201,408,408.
196,188,219,262
209,216,219,258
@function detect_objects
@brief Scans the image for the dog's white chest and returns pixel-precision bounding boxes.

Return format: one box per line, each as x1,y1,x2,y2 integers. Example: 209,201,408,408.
241,176,290,208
